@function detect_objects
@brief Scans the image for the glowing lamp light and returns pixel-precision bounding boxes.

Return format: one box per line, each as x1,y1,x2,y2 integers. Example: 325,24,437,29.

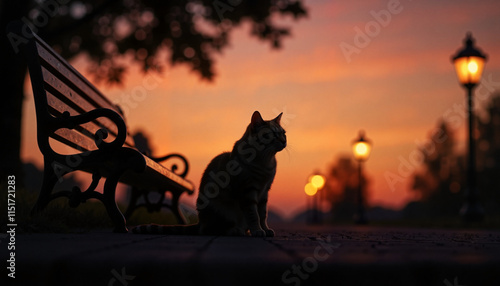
468,61,478,73
453,56,485,86
451,33,487,87
352,131,372,162
310,174,325,190
304,183,317,197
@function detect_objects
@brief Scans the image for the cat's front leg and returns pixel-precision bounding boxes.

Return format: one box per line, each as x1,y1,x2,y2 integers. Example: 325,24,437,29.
242,192,265,237
258,196,275,237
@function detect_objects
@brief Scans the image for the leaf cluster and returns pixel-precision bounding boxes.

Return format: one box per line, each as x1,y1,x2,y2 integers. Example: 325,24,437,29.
31,0,307,84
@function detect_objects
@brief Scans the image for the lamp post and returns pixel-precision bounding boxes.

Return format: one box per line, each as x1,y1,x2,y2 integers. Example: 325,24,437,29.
451,32,487,222
305,174,325,224
304,182,317,224
311,174,325,223
352,130,372,224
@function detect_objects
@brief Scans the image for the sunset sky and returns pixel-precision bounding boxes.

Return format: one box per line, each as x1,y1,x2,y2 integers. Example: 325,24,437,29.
21,0,500,219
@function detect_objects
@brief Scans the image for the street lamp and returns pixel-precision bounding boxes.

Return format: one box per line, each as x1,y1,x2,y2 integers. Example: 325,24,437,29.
305,181,316,224
352,130,371,224
310,174,326,190
451,32,487,222
305,174,325,224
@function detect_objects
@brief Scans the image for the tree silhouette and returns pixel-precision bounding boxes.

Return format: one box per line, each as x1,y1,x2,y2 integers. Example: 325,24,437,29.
477,93,500,215
0,0,307,180
407,93,500,219
324,155,370,221
409,121,465,217
132,130,154,157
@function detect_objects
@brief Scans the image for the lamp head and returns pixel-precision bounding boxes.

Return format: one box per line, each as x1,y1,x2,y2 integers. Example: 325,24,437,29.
352,130,372,162
451,33,487,88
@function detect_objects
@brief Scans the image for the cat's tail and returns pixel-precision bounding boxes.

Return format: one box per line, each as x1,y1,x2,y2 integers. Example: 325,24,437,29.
130,223,200,235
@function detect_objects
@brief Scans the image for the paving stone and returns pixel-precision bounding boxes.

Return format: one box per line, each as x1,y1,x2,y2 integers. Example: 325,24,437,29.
2,225,500,286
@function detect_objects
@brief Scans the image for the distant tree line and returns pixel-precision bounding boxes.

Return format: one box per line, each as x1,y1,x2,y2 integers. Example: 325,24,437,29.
320,92,500,221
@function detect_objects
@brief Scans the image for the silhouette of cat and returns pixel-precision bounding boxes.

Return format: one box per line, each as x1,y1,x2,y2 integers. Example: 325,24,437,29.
132,111,286,236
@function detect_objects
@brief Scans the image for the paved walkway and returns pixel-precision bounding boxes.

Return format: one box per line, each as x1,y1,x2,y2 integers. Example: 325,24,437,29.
2,225,500,286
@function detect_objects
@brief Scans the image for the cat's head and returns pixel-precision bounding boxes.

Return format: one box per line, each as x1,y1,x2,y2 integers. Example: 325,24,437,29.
247,111,287,153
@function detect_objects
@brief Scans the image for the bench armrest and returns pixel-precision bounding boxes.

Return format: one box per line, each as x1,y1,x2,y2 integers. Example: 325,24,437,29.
150,153,190,178
54,108,127,151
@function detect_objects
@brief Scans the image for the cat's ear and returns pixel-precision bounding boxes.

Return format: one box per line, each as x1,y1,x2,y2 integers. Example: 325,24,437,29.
273,112,283,125
251,111,265,127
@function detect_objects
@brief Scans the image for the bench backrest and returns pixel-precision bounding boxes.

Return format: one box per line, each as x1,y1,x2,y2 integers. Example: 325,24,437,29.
11,24,135,155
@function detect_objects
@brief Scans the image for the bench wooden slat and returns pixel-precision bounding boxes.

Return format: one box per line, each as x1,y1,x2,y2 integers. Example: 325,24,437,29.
43,66,109,117
42,67,135,147
53,128,96,152
144,156,195,192
46,91,115,150
42,67,116,136
35,41,119,114
46,91,115,142
120,155,195,194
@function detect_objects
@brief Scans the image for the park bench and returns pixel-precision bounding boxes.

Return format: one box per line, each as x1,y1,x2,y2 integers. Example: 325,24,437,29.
8,22,195,233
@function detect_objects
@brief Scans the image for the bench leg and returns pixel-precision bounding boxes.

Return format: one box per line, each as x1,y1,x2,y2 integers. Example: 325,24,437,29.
103,173,128,233
171,192,187,224
31,161,59,215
